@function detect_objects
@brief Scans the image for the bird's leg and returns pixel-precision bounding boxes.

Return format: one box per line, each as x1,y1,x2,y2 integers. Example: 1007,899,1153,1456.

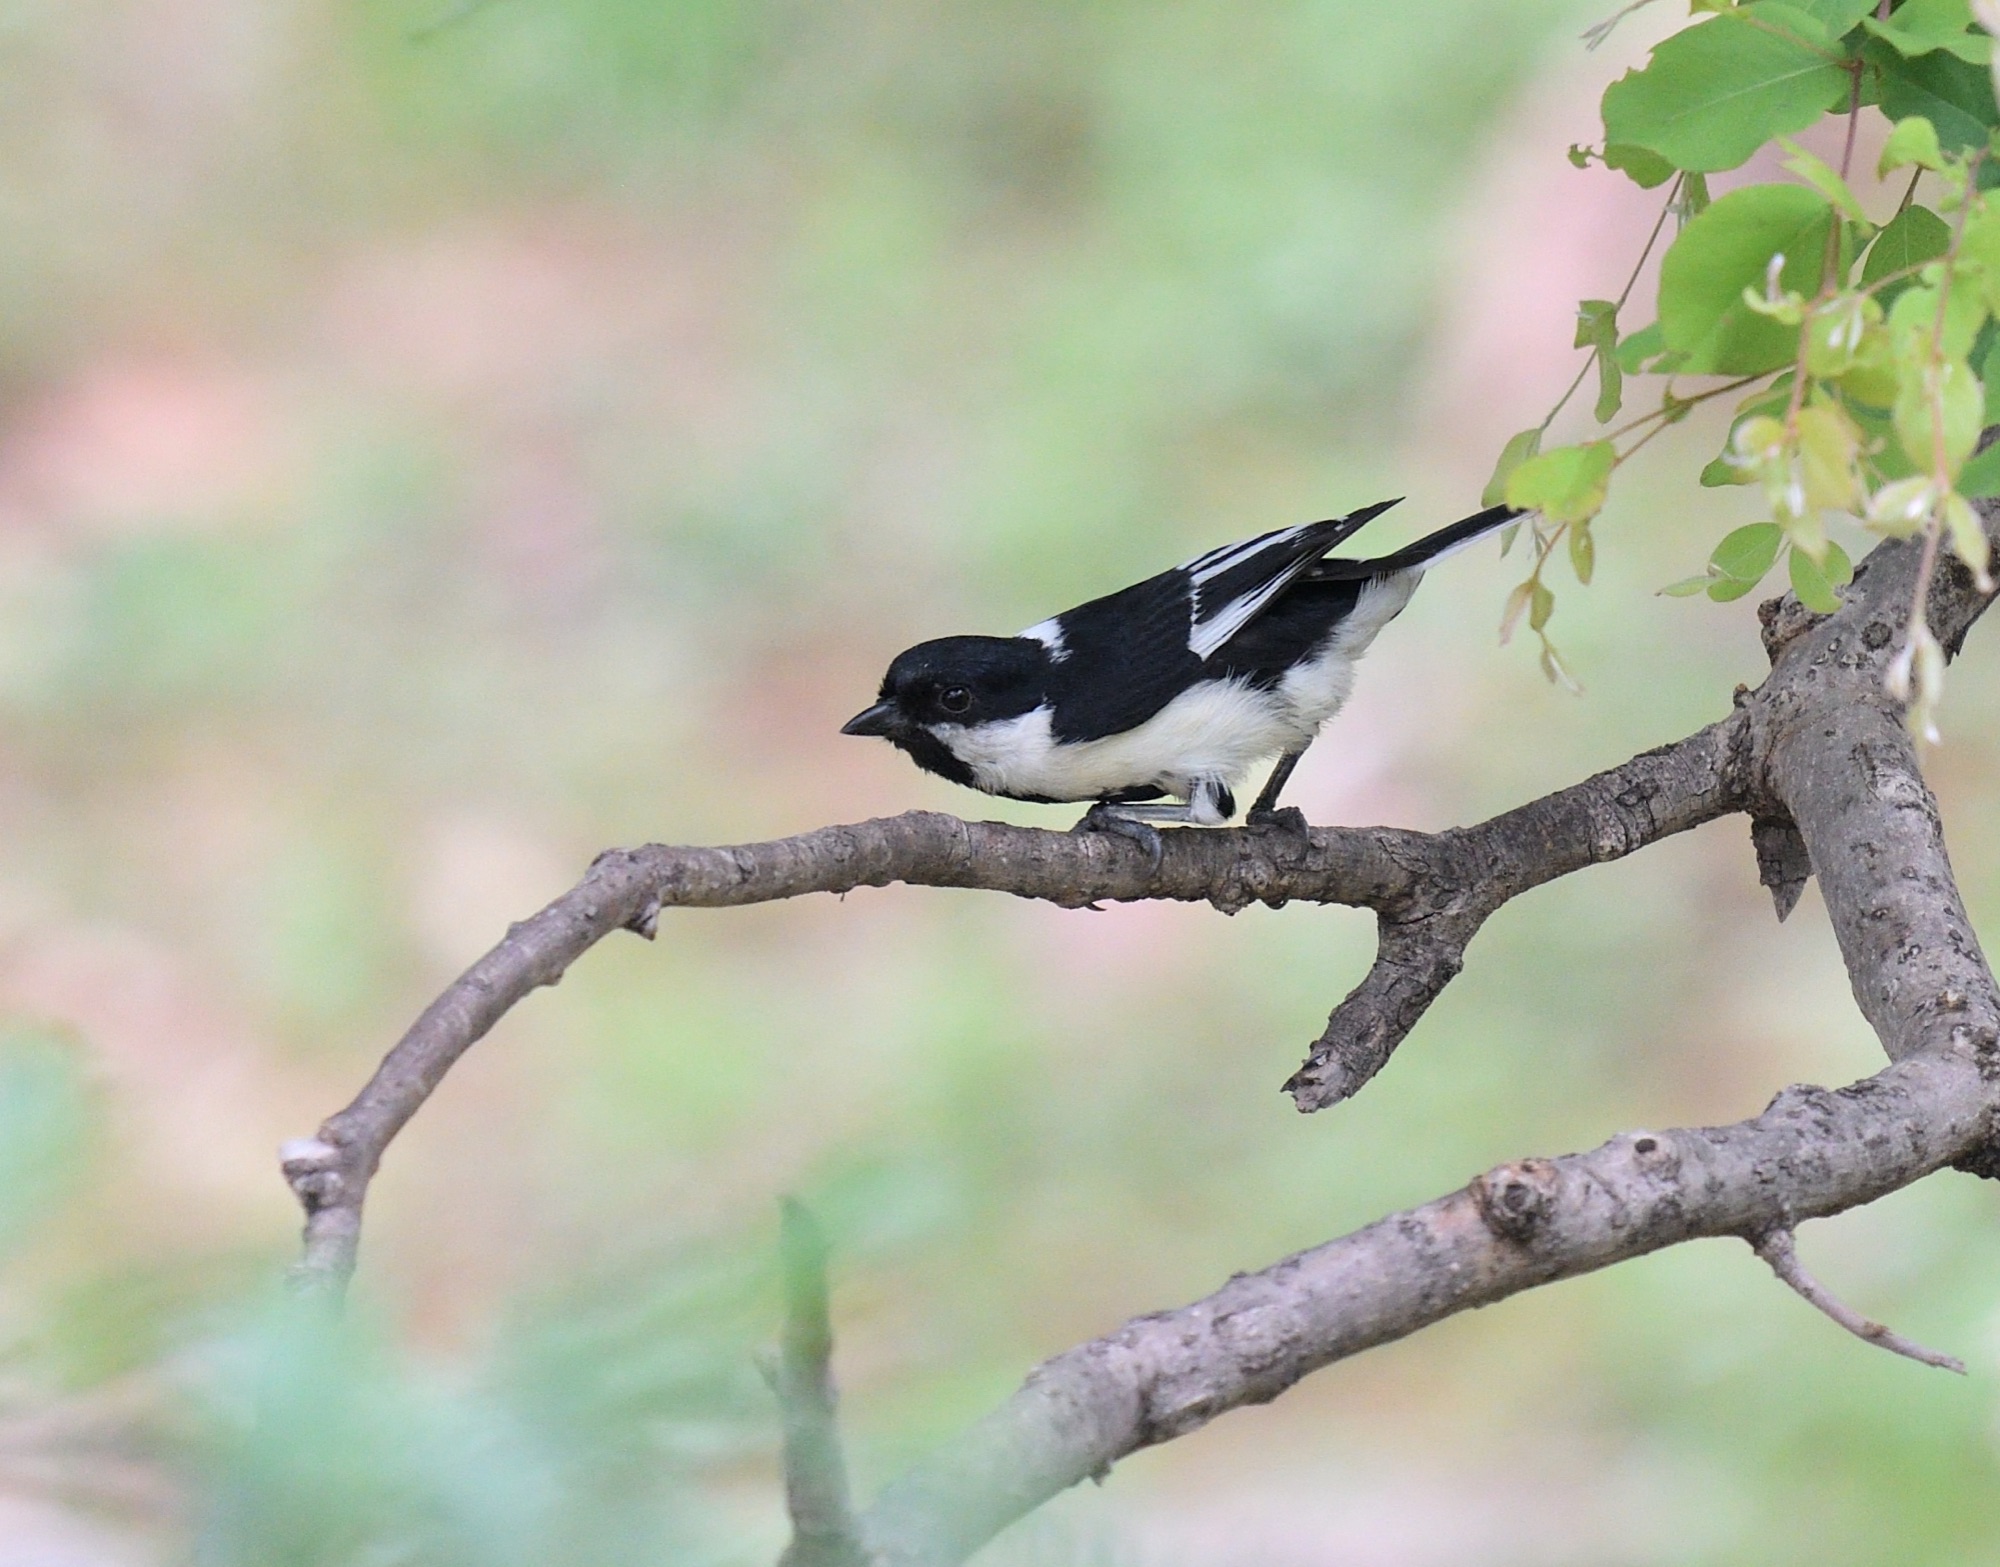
1071,803,1173,874
1246,749,1310,836
1071,780,1237,873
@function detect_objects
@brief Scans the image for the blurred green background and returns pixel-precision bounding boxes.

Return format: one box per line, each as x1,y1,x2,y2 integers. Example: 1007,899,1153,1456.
0,1,1998,1563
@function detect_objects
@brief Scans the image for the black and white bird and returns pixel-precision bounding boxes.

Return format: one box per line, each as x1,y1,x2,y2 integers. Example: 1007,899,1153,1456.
841,498,1517,858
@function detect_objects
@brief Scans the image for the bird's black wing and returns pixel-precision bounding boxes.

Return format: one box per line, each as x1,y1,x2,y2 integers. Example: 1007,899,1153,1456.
1183,498,1400,659
1033,498,1405,743
1204,576,1369,688
1038,571,1204,743
1201,504,1515,682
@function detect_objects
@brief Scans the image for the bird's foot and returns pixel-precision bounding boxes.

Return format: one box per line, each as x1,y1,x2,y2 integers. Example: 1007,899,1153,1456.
1072,804,1165,875
1246,805,1310,839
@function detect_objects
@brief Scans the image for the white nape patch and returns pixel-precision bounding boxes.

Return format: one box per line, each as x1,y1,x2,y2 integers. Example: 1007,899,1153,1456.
1019,617,1069,661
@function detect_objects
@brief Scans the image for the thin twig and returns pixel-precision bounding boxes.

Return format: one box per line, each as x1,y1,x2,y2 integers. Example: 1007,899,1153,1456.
1747,1226,1966,1374
1539,177,1685,439
1582,0,1659,50
1839,62,1863,182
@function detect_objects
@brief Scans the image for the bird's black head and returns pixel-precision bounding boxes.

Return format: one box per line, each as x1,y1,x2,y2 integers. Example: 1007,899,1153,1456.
841,635,1049,782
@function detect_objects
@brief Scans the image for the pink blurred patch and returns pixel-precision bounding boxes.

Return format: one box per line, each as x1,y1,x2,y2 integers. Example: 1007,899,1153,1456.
0,356,287,538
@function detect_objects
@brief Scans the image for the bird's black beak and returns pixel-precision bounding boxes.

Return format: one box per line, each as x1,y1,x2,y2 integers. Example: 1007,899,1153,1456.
841,701,898,738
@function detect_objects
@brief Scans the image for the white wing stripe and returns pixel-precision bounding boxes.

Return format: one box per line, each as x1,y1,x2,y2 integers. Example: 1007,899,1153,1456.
1188,577,1298,660
1185,525,1304,585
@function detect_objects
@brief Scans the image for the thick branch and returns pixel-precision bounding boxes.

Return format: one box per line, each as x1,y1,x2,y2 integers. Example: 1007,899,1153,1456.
1750,519,2000,1073
860,1051,1992,1566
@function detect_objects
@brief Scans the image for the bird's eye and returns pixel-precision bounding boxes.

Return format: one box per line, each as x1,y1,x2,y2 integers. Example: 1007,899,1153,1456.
938,685,973,715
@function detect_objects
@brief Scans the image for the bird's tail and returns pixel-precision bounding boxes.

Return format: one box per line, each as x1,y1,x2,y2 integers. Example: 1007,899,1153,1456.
1309,503,1520,579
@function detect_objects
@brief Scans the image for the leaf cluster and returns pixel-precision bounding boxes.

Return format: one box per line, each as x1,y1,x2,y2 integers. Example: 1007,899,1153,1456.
1494,0,2000,735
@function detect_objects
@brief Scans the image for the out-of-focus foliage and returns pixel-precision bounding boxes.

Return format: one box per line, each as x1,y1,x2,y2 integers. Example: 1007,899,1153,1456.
0,2,1995,1565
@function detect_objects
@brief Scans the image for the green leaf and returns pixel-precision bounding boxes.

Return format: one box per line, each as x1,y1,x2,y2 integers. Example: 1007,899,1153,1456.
1661,573,1718,596
1701,453,1756,485
1957,201,2000,312
1867,474,1940,532
1614,320,1668,372
1956,434,2000,493
1604,142,1678,189
1878,115,1948,176
1764,0,1881,33
1861,0,1992,64
1659,184,1837,372
1804,292,1881,375
1944,488,1994,582
1707,573,1764,600
1528,579,1555,632
1886,279,1986,360
1601,8,1849,173
1483,427,1543,508
1711,521,1786,582
1569,521,1597,584
1872,43,2000,152
1788,541,1844,610
1504,441,1617,524
1593,355,1624,422
1538,636,1582,693
1574,298,1617,350
1780,138,1873,223
1861,204,1952,296
1822,537,1855,585
1893,354,1985,476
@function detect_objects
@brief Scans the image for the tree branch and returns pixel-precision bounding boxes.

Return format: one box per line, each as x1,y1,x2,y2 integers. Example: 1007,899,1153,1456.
281,721,1748,1292
278,510,2000,1562
845,506,2000,1565
860,1053,1991,1566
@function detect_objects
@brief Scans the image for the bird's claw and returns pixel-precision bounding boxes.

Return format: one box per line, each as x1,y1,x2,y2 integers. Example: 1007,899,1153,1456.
1072,805,1165,875
1246,805,1310,839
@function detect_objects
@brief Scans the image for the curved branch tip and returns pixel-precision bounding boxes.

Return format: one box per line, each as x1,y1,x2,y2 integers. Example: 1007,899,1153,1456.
1748,1226,1966,1375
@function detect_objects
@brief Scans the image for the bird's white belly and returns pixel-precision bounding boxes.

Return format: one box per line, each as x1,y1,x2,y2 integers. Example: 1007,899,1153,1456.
941,679,1298,802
